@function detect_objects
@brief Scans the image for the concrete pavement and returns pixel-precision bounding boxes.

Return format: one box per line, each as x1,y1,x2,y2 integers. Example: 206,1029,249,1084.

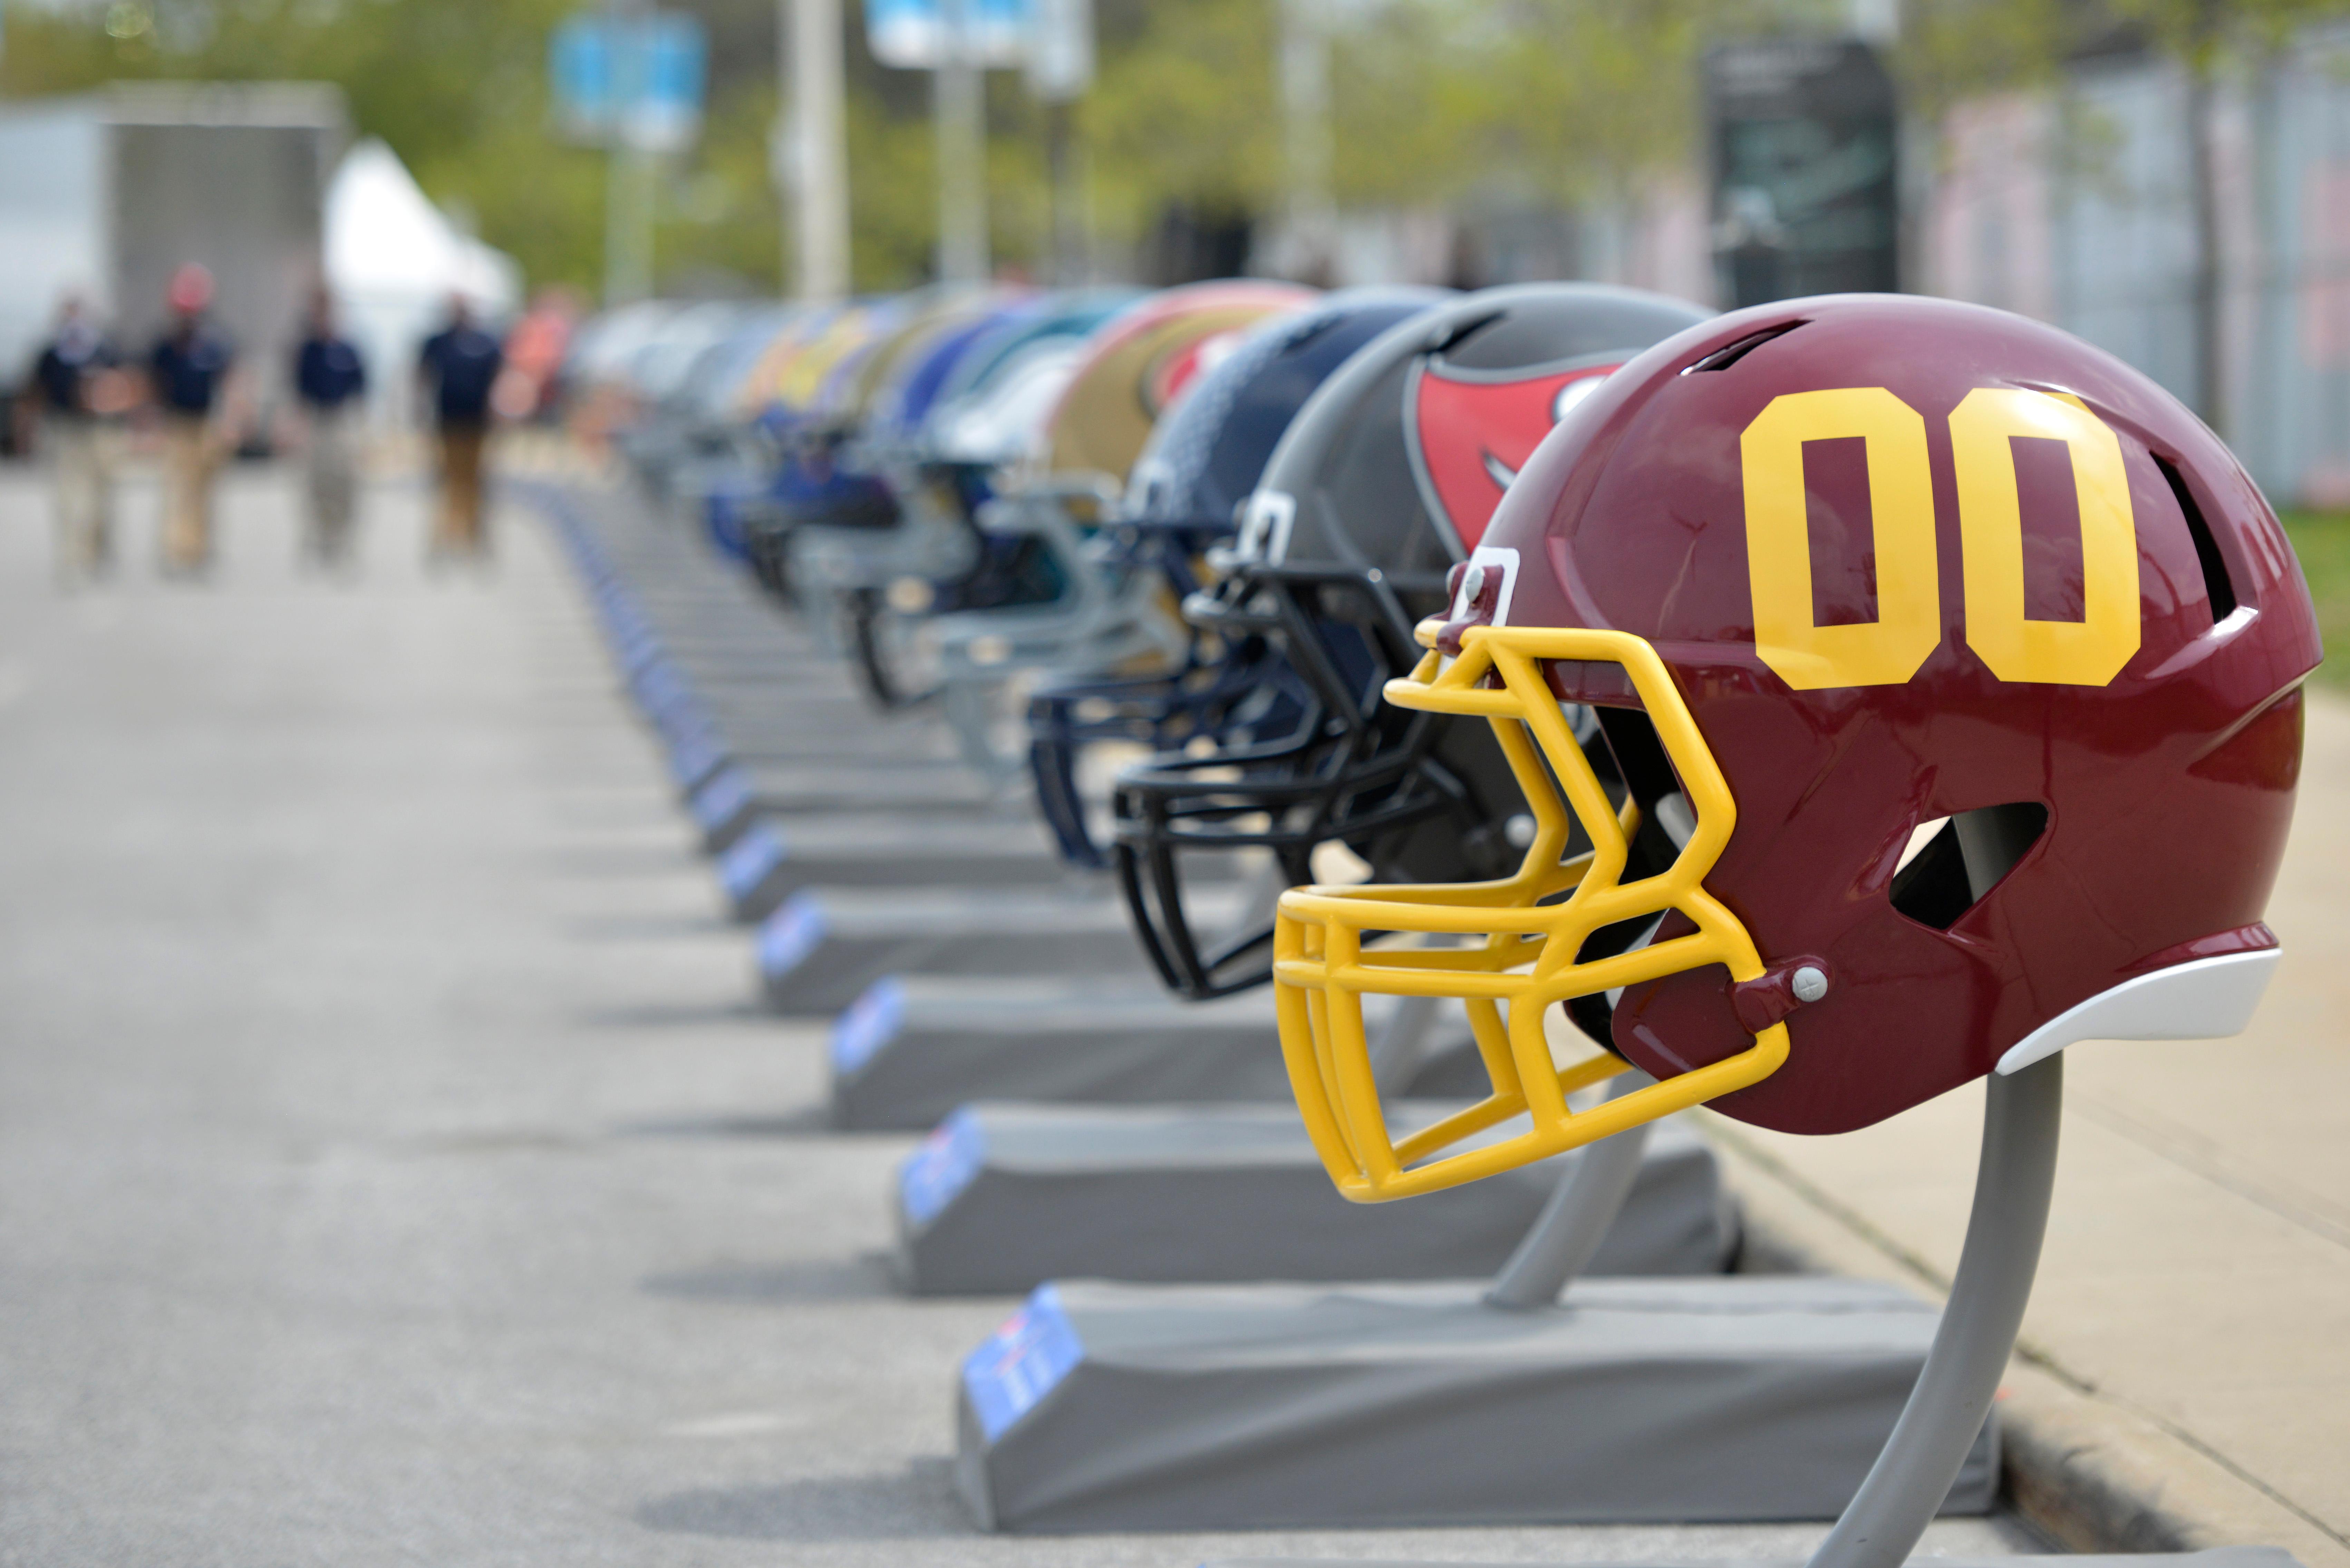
0,465,2043,1566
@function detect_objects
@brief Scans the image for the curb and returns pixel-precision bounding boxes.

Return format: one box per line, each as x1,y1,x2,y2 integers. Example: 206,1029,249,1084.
1704,1117,2349,1568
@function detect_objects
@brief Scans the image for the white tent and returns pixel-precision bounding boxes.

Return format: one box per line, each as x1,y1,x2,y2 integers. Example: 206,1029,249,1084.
324,137,522,422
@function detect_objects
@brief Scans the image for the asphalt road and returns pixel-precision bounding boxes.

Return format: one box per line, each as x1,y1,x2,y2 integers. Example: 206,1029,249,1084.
0,464,2048,1566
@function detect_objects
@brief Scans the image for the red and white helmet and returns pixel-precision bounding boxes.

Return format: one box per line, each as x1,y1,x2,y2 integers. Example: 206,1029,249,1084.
1274,293,2320,1201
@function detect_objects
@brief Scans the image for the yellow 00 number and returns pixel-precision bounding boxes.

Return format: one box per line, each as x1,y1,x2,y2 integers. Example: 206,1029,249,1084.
1740,386,2140,690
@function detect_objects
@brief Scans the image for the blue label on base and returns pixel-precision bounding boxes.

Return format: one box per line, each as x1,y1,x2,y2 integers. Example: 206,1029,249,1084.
963,1285,1085,1443
655,698,716,744
829,975,905,1076
721,824,788,903
668,730,725,790
690,766,755,834
756,890,830,979
632,658,685,711
899,1107,986,1229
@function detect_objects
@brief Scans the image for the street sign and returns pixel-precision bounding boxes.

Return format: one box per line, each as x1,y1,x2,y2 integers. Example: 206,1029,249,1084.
1704,38,1897,307
1024,0,1093,101
551,11,708,153
866,0,1031,70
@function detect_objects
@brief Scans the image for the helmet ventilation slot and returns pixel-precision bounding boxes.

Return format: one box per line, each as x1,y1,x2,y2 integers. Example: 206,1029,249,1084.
1680,320,1806,375
1889,802,2050,930
2155,454,2238,622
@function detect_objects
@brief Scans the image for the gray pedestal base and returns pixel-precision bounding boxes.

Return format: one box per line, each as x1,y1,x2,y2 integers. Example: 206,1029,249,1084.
690,753,969,851
718,816,1072,921
742,758,1012,817
829,979,1290,1131
759,889,1163,1015
954,1277,1997,1533
895,1103,1737,1294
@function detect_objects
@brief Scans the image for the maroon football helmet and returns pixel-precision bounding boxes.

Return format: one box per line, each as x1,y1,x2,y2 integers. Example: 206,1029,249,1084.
1274,293,2319,1201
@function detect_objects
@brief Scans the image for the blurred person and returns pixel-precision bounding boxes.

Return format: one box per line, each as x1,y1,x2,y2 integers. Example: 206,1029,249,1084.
492,286,579,423
292,288,369,569
149,264,237,578
416,294,502,562
25,294,135,583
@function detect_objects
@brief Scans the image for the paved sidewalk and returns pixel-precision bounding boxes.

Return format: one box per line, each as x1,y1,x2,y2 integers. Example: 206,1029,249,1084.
1709,692,2350,1568
0,467,2040,1566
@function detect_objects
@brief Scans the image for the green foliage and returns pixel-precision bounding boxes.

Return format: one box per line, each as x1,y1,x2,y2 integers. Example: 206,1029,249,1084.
20,0,2341,299
843,81,941,290
2280,512,2350,686
1335,0,1825,209
1,0,619,291
1082,0,1278,241
1890,0,2350,111
0,0,1063,293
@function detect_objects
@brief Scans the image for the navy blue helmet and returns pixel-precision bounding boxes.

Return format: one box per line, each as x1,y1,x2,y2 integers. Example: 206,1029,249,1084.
1025,289,1451,869
1111,283,1715,999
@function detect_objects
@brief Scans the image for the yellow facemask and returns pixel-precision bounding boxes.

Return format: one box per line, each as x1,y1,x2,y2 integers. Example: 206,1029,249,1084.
1271,617,1791,1202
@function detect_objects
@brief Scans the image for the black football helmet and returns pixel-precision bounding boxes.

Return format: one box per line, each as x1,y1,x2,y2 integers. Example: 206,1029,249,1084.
1112,283,1714,998
1024,289,1452,867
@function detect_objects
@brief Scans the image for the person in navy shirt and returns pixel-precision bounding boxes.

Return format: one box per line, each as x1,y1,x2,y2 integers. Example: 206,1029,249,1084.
292,289,369,569
415,295,503,562
25,294,133,583
148,264,237,577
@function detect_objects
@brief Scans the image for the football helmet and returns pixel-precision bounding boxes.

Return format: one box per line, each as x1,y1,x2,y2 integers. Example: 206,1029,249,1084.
724,302,909,599
1114,284,1714,998
1025,289,1453,868
920,281,1320,777
785,291,1139,703
1273,293,2319,1201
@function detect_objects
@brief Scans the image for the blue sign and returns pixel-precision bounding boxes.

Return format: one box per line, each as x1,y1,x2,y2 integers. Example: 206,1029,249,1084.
830,975,906,1077
757,890,832,982
866,0,1031,69
551,11,707,152
963,1285,1086,1441
719,822,788,903
900,1107,987,1228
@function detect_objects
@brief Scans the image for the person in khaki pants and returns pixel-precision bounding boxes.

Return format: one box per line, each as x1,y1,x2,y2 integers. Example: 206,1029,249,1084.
25,294,133,584
292,289,370,569
147,265,236,577
415,296,503,563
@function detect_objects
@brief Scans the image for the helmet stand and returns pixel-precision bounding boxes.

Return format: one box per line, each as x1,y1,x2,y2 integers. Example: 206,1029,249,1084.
819,863,1324,1131
953,1046,1983,1531
893,968,1728,1290
1806,1050,2061,1568
1186,1051,2286,1568
1483,1069,1659,1311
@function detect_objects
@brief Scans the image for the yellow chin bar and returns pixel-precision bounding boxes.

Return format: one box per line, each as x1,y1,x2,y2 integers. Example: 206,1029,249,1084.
1271,619,1790,1202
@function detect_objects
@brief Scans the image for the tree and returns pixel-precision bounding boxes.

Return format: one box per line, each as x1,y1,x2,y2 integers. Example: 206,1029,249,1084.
1895,0,2350,436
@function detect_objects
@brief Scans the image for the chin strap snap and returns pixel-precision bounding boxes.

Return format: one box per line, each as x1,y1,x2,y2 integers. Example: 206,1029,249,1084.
1730,955,1833,1034
1433,562,1503,656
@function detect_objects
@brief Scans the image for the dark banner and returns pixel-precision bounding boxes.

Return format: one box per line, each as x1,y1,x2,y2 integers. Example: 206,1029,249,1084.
1706,38,1899,307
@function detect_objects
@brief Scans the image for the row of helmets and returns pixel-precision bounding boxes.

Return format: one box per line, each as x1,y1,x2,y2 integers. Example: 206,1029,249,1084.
657,273,2316,1179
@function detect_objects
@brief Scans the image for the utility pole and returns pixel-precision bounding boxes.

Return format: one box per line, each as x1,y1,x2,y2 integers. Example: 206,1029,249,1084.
783,0,852,302
1043,99,1080,284
1277,0,1335,283
1026,0,1093,285
934,0,990,284
603,0,655,305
